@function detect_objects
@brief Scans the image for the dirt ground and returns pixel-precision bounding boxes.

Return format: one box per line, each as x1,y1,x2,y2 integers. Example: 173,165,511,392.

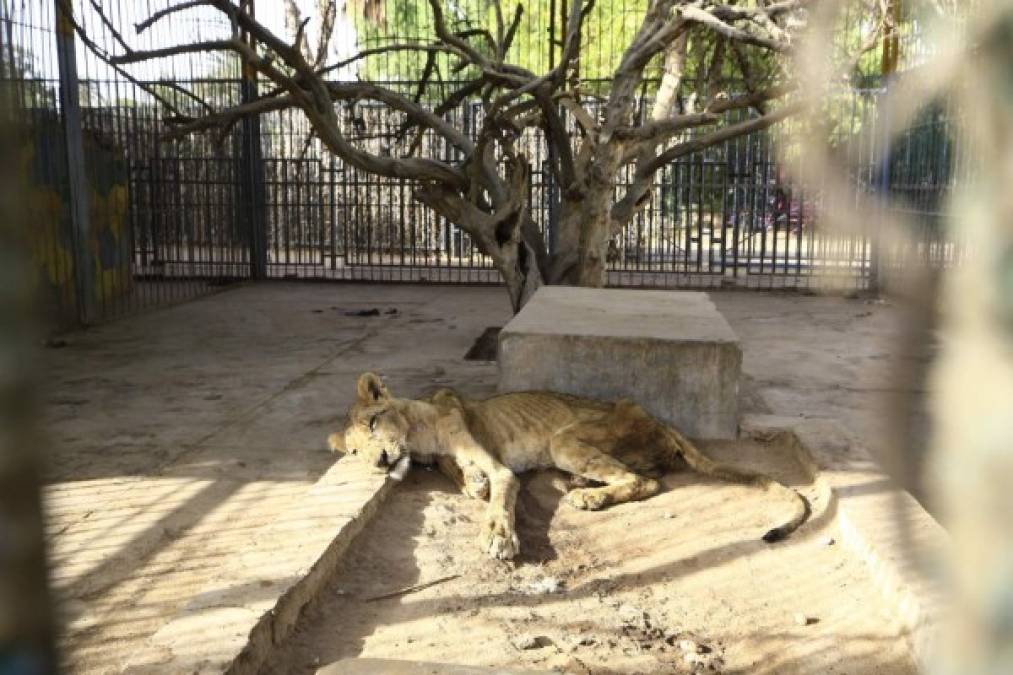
712,291,931,505
40,283,923,673
261,438,915,675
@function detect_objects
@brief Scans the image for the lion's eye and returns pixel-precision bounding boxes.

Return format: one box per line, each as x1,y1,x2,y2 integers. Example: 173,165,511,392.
369,415,378,431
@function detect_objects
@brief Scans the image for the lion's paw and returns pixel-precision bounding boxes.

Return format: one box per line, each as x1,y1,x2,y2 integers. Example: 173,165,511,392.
478,514,520,560
565,487,609,511
463,468,490,501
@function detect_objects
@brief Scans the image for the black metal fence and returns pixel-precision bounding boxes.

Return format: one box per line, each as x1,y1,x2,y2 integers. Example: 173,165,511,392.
3,1,965,328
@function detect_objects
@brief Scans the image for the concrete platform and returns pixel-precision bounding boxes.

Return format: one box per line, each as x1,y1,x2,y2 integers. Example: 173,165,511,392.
317,659,550,674
497,287,741,438
43,282,929,673
42,283,513,674
742,415,948,671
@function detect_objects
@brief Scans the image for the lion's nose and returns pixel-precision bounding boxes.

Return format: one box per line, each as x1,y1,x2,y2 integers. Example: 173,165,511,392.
376,450,389,468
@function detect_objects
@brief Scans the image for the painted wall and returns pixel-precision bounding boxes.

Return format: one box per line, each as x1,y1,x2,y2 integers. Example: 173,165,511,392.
24,114,131,327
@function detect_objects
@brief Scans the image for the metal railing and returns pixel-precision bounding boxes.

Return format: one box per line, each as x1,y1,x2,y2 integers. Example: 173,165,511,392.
4,1,966,327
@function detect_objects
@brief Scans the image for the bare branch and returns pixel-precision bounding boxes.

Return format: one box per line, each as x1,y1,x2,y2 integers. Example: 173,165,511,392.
709,1,815,22
491,0,593,110
162,93,296,139
427,0,490,68
135,0,209,35
706,84,795,114
501,4,524,58
86,0,131,53
108,40,239,65
314,0,338,67
318,43,456,78
679,5,790,53
638,100,803,178
58,0,203,119
612,112,721,141
283,0,314,63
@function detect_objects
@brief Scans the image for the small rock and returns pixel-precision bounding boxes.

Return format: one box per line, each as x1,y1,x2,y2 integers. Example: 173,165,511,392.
522,576,564,595
43,338,68,349
683,651,705,665
345,308,381,317
821,535,836,546
794,613,818,626
663,511,675,519
573,634,596,647
678,639,712,654
617,604,649,628
514,635,553,650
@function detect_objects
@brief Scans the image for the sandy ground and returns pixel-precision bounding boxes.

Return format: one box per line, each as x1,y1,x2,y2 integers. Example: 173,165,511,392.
260,438,915,675
712,291,931,505
40,284,511,673
40,283,923,673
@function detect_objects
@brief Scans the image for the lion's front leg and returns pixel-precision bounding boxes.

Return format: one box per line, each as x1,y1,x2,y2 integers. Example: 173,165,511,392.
479,467,521,560
438,416,520,560
435,455,490,501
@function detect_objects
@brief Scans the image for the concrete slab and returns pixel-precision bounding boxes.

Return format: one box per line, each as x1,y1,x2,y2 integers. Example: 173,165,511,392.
42,282,926,674
42,282,512,674
317,658,551,674
741,415,948,672
498,287,741,438
123,458,392,674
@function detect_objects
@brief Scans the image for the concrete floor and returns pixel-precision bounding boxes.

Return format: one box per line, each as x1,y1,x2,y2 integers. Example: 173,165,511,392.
41,283,512,673
39,282,915,673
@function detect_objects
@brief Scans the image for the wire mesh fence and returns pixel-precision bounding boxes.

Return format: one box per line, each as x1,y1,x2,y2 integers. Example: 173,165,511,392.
2,0,968,327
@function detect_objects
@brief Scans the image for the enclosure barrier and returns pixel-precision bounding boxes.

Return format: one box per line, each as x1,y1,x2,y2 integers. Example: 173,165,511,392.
2,1,963,328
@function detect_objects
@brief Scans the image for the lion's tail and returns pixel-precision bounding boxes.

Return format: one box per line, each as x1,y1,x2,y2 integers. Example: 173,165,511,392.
661,425,810,543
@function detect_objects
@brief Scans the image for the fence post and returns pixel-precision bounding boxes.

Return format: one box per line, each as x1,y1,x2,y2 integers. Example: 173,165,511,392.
54,0,95,324
0,76,59,675
240,1,267,279
870,78,894,294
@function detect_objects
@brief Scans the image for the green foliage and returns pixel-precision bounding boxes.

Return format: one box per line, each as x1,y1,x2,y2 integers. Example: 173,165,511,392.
351,0,660,88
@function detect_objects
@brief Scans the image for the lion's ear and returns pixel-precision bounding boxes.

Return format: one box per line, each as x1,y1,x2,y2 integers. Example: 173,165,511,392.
327,431,347,455
356,372,390,403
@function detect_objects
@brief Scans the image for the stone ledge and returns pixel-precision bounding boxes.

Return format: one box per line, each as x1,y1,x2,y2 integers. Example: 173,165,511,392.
122,457,393,675
498,287,741,438
741,414,949,672
317,658,553,674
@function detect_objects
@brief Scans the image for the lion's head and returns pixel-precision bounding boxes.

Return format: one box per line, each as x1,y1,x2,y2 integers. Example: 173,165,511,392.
328,372,412,477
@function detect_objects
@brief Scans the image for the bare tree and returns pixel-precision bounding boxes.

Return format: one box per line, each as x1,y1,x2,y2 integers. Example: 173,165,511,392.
72,0,885,311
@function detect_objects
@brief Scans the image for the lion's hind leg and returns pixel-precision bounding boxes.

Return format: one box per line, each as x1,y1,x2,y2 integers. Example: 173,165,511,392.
549,430,660,511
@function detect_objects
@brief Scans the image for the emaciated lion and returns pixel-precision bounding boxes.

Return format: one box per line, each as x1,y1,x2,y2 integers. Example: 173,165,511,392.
329,372,809,560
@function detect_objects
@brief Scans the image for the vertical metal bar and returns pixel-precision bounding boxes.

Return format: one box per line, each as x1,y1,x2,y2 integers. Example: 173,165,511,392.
0,46,59,672
871,81,893,293
54,0,94,324
329,157,337,270
240,1,267,279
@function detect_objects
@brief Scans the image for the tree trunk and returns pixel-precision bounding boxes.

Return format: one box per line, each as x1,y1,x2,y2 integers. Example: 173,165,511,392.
572,186,615,287
499,238,544,313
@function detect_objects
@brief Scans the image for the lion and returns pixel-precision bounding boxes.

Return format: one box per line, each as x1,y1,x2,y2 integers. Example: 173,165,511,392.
328,372,809,560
